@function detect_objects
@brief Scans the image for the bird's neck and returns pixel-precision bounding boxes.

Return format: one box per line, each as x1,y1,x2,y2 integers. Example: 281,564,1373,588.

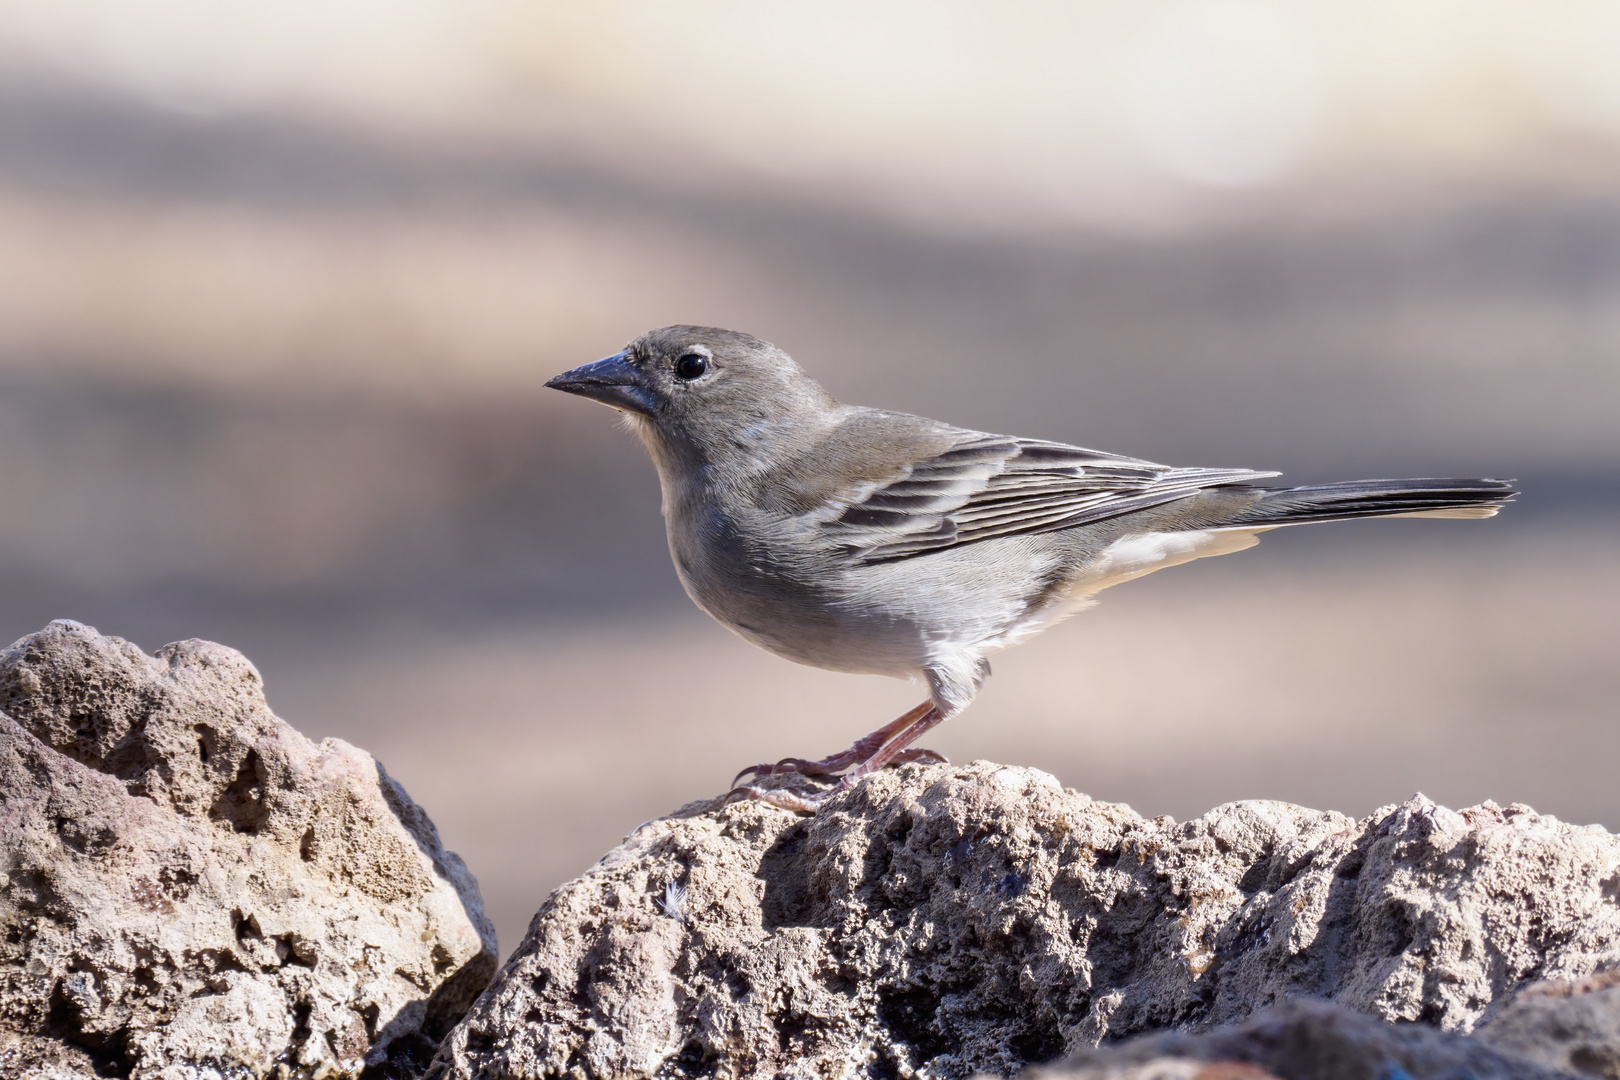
640,412,828,484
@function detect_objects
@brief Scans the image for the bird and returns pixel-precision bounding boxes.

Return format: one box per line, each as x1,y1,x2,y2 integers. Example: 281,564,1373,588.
546,325,1514,812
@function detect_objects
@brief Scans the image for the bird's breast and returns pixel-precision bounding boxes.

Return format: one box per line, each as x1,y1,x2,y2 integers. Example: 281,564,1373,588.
659,492,934,677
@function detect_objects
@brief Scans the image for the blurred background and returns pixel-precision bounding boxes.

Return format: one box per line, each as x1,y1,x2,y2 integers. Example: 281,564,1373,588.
1,1,1617,956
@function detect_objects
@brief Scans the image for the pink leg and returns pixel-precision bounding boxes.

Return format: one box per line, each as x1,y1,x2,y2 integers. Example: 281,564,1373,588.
838,705,947,780
730,704,948,813
731,701,933,785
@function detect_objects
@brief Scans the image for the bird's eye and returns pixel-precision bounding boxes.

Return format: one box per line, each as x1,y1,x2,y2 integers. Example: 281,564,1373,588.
674,353,709,381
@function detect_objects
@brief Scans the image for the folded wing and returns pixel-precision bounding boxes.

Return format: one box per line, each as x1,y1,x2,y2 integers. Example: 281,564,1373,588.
820,433,1277,563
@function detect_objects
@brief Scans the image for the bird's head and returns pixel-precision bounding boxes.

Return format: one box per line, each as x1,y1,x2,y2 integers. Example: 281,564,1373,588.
546,326,837,470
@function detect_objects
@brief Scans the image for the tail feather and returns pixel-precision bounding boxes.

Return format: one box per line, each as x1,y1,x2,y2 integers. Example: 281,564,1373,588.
1231,478,1516,528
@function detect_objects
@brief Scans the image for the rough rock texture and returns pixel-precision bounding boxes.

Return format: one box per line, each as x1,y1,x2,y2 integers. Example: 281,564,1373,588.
1038,969,1620,1079
1475,968,1620,1077
0,620,498,1079
430,761,1620,1080
1035,996,1571,1079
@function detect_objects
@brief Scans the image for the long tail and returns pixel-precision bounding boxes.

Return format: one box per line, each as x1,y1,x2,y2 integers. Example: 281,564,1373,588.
1230,478,1517,527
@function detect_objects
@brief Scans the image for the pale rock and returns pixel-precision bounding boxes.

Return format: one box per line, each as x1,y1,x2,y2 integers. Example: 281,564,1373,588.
0,621,498,1078
429,763,1620,1079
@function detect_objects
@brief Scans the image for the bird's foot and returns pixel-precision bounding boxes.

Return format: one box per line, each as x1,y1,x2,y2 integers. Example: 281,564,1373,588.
726,779,841,813
725,747,950,813
730,745,948,787
731,755,841,785
727,701,950,813
731,701,934,785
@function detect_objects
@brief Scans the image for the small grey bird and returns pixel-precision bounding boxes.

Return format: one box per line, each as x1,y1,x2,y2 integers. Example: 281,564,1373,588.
547,326,1513,812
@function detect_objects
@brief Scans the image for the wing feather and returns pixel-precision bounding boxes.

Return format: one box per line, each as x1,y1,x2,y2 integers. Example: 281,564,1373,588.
818,433,1276,563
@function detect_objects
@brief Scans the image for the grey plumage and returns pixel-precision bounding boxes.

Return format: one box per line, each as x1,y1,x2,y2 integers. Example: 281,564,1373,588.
546,325,1514,811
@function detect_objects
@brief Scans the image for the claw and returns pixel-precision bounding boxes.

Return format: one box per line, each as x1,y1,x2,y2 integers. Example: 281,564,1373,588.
732,757,821,786
726,746,947,812
772,756,844,777
732,762,775,785
726,783,828,814
727,701,936,789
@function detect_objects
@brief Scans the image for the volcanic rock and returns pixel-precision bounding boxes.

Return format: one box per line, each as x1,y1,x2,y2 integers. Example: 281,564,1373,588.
1037,996,1562,1079
0,620,497,1079
428,761,1620,1079
1036,968,1620,1078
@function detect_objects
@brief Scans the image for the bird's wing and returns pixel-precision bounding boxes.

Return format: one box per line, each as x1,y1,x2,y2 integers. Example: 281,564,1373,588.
817,432,1278,564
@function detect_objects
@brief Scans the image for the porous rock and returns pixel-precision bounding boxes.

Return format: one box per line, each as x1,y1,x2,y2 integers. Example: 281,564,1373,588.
1032,996,1568,1079
0,620,498,1079
1034,968,1620,1079
430,761,1620,1079
1474,967,1620,1076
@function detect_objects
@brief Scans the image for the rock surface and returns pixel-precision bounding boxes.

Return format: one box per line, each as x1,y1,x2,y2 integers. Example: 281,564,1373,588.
1038,969,1620,1078
1475,968,1620,1077
430,761,1620,1079
0,620,498,1078
1035,995,1567,1079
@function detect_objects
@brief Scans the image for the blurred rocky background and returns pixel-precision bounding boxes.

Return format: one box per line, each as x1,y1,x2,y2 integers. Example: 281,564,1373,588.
0,1,1616,956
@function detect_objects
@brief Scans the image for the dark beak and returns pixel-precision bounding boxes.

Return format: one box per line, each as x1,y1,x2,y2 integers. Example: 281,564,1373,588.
544,350,656,417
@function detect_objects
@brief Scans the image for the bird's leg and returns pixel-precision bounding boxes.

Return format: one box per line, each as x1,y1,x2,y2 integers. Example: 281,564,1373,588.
731,701,933,785
836,704,948,782
729,704,947,812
